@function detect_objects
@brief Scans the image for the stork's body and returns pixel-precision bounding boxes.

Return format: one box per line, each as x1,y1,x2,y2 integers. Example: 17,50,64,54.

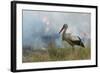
59,24,85,50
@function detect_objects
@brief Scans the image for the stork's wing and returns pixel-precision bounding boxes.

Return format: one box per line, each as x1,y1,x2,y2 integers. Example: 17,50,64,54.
71,36,80,41
64,33,80,41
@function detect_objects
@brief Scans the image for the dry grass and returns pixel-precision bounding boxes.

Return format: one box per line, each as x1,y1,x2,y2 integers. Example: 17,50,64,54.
22,48,91,63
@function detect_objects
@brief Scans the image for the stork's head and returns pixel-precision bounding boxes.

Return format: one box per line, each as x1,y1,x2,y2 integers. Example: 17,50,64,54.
59,24,68,34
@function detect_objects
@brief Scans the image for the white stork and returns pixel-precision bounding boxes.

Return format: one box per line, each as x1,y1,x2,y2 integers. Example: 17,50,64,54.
59,24,85,50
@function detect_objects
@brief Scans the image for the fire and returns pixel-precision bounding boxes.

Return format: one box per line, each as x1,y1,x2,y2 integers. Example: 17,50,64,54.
42,16,50,32
43,16,48,23
43,16,50,25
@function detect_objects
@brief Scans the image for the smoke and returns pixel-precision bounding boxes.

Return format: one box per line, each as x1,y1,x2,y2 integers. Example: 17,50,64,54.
22,10,91,49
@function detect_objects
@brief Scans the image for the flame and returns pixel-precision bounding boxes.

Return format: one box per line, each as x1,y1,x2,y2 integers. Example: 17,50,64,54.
43,16,48,23
42,16,50,33
42,16,50,25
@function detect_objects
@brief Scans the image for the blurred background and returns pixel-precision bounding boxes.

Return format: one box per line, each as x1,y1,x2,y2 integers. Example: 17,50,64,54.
22,10,91,49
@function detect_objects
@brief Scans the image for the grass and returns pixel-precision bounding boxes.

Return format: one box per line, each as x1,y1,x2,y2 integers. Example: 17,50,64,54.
22,48,91,63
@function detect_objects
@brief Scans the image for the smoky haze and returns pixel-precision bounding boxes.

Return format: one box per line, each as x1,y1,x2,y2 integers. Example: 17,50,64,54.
22,10,91,49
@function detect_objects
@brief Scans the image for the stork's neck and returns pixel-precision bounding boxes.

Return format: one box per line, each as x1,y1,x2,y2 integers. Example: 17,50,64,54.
62,28,67,40
63,28,67,34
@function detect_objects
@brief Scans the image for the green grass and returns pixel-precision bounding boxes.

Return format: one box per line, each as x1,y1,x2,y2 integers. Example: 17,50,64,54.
22,48,91,63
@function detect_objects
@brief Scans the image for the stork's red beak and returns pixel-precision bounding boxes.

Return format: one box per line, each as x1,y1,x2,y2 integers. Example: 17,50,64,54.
59,26,64,34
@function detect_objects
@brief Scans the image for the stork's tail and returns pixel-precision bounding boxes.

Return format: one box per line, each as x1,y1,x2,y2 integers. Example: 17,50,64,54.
77,36,85,48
